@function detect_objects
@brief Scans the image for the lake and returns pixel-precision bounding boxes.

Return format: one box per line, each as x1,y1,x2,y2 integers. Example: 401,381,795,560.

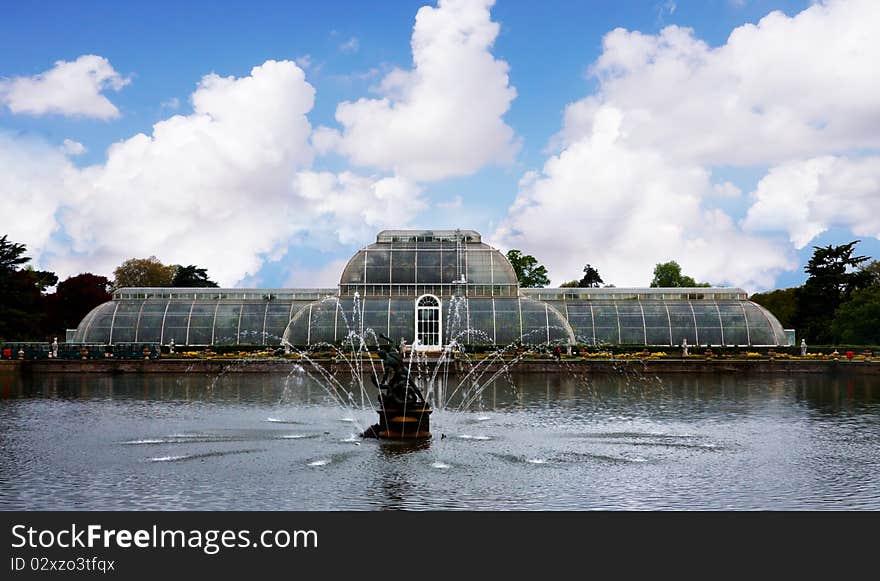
1,367,877,510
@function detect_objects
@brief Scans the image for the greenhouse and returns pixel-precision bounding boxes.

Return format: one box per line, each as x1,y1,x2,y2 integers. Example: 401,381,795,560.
71,229,791,348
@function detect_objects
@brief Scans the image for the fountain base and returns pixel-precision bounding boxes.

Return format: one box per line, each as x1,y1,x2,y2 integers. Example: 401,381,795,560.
361,402,432,439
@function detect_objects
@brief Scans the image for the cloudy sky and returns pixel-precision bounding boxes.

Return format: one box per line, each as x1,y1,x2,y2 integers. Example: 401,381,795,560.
2,0,878,292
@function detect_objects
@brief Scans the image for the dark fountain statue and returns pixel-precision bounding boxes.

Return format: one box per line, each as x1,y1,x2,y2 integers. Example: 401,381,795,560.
360,333,432,439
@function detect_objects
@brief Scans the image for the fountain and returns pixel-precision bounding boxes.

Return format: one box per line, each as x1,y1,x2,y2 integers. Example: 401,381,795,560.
360,333,432,439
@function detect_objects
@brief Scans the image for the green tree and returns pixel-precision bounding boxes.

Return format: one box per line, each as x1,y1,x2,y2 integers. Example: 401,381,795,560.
831,286,880,345
860,260,880,287
559,280,580,288
171,265,219,287
113,256,175,289
796,241,871,343
0,235,29,272
0,236,56,341
649,261,710,288
579,264,603,288
750,288,798,329
506,249,550,288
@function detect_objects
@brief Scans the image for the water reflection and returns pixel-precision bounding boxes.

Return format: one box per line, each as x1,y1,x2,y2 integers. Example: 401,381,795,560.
0,369,878,510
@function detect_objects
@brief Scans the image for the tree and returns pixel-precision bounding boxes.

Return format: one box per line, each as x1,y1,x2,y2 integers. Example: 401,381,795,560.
650,261,710,288
831,286,880,345
171,265,219,287
579,264,603,288
559,280,580,288
0,235,56,341
750,288,798,330
858,259,880,287
506,249,550,288
113,256,175,289
44,274,113,337
796,241,871,343
0,235,29,272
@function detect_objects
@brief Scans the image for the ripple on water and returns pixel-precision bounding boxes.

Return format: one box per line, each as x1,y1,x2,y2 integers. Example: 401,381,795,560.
148,449,263,463
431,462,450,469
457,434,492,441
307,459,330,467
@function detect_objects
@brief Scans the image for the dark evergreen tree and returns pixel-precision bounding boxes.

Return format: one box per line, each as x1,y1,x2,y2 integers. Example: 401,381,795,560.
578,264,604,288
795,241,871,344
171,265,219,287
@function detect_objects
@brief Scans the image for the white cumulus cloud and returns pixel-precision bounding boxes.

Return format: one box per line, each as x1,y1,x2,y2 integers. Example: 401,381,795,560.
744,155,880,248
0,54,130,119
2,60,427,286
494,108,793,291
497,0,880,292
319,0,518,181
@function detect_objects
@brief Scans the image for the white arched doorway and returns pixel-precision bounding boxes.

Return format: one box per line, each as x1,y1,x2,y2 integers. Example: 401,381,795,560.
415,294,442,350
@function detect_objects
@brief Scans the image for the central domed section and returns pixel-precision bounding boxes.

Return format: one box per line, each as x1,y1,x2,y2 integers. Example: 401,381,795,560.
339,229,518,297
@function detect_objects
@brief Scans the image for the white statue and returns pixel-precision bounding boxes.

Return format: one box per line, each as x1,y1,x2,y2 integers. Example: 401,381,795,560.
800,339,807,356
681,338,689,357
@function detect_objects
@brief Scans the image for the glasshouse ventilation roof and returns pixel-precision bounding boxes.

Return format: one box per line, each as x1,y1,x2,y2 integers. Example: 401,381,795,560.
72,229,790,348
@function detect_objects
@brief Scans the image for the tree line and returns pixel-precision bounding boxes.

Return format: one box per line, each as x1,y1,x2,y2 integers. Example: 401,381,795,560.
0,235,217,342
505,249,708,289
750,241,880,345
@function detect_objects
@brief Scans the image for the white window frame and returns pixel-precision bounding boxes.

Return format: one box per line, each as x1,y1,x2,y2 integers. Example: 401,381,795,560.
414,294,442,350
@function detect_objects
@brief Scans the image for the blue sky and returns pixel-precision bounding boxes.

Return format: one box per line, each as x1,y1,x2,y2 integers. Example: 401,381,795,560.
2,0,878,292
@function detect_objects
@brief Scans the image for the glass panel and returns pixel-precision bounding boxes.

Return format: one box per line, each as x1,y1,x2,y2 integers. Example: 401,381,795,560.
564,303,595,345
520,299,548,344
443,297,468,343
617,303,645,345
264,302,295,345
361,298,389,340
467,298,494,344
307,300,339,346
718,302,749,346
666,302,697,346
188,302,217,345
340,252,365,285
162,302,192,346
365,249,390,285
136,301,167,343
492,298,520,345
238,302,267,345
392,250,416,284
546,304,571,343
492,255,518,286
441,250,457,283
83,303,115,344
286,306,311,346
692,303,722,346
743,302,773,345
416,250,441,283
388,298,414,345
465,250,492,284
110,301,142,343
213,303,242,345
592,304,619,346
643,303,671,345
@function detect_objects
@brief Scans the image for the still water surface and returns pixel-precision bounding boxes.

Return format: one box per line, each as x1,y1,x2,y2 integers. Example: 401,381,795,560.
1,368,878,510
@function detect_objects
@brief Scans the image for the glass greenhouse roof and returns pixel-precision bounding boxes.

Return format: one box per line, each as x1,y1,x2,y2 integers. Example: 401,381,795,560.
339,230,518,295
71,230,789,348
